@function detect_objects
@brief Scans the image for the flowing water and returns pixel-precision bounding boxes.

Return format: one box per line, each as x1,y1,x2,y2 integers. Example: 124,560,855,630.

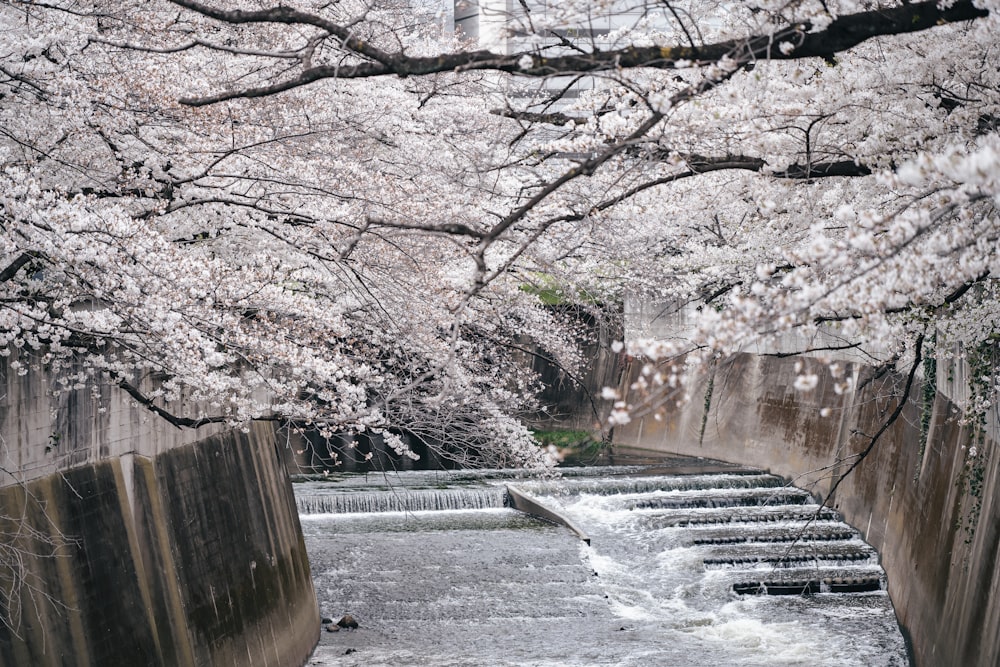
297,465,909,666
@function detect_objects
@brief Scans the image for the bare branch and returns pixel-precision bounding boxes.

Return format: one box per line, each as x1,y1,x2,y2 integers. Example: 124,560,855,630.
821,333,924,506
91,35,306,60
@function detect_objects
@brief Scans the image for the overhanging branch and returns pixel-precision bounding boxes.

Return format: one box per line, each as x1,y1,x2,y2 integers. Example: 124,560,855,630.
0,252,42,284
814,272,992,324
682,154,872,179
116,378,232,428
173,0,990,105
822,333,924,506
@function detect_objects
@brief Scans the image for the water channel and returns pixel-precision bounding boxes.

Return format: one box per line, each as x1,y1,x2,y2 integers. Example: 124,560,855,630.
296,460,909,666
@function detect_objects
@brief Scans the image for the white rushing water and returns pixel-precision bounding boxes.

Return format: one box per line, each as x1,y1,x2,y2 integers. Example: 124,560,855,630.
297,468,909,666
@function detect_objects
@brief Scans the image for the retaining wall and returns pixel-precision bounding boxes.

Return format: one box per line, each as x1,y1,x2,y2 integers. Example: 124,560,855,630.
0,356,318,666
615,352,1000,667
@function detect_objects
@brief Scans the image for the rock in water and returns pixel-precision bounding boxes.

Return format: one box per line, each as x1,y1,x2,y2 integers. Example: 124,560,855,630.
337,614,359,630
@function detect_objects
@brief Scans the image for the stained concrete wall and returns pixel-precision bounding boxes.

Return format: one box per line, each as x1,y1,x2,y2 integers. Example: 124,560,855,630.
615,353,1000,667
0,355,318,666
0,353,231,486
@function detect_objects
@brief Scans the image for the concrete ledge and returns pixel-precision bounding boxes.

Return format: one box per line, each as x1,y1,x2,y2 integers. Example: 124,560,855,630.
506,485,591,545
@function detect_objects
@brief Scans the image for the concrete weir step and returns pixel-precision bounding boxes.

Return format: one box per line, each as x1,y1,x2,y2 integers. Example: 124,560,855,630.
704,551,875,569
692,530,857,545
628,488,811,510
733,576,884,596
652,507,840,527
514,473,786,497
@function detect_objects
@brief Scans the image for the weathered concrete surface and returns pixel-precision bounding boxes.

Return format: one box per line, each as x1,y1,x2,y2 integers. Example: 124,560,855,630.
506,485,591,544
0,353,230,487
0,356,318,666
0,424,318,667
615,352,1000,667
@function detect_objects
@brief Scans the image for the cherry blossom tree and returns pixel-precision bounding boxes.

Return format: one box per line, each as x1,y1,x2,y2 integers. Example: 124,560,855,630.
0,0,582,469
2,0,1000,472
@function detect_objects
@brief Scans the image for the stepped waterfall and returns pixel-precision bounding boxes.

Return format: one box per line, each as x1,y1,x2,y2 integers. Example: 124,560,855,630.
297,465,908,666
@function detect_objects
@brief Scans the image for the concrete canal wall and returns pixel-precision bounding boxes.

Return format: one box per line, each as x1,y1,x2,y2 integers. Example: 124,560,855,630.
615,350,1000,667
0,355,318,666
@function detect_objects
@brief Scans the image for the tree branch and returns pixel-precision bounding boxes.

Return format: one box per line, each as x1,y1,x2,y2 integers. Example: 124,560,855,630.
490,109,587,126
0,252,41,284
682,154,872,179
814,272,992,324
116,378,232,429
173,0,989,105
493,336,609,434
166,0,395,66
822,333,923,506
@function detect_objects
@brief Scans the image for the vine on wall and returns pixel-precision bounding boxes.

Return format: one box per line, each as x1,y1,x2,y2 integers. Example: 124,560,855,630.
915,343,937,481
957,338,998,544
698,361,716,447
